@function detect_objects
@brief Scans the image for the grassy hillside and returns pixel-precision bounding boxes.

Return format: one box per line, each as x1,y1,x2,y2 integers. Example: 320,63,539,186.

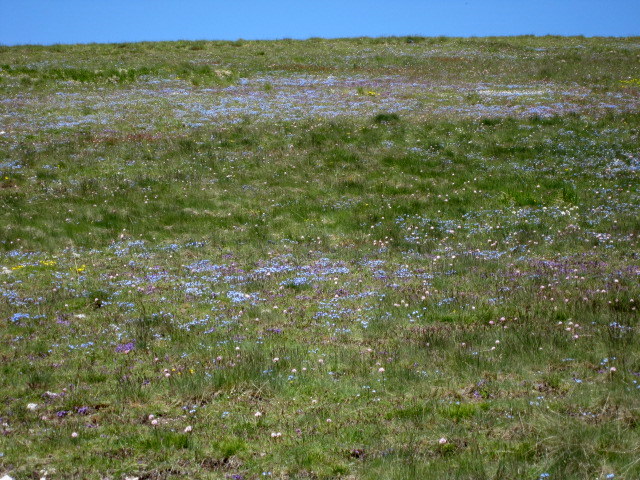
0,37,639,479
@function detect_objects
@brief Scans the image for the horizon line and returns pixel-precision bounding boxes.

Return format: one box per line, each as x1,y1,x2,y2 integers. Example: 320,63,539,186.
4,33,640,48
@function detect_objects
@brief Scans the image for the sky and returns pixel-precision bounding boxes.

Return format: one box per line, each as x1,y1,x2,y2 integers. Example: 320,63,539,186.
1,0,639,46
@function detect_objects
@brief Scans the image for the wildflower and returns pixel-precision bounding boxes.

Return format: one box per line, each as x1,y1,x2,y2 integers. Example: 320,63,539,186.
151,419,158,426
115,342,135,354
71,432,78,438
255,411,262,417
270,432,282,438
378,367,385,373
27,403,38,411
184,425,193,433
439,437,447,444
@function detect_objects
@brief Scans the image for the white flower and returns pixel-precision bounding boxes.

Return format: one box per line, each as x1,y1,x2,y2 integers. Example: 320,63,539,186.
151,419,158,426
270,432,281,438
71,432,78,438
27,403,38,411
439,437,447,444
254,411,262,417
378,367,385,373
184,425,193,433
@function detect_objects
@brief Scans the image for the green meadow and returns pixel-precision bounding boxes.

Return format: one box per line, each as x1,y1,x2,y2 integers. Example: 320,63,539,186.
0,36,639,479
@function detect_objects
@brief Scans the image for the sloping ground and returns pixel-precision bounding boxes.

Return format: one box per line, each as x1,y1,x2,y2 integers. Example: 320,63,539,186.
0,37,639,480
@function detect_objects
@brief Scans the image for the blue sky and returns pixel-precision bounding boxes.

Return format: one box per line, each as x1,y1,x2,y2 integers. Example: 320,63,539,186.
1,0,639,45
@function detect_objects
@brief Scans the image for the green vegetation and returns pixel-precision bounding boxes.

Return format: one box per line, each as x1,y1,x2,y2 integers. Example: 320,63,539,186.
0,36,639,479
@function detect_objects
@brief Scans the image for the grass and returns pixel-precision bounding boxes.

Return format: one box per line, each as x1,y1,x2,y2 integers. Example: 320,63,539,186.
0,36,639,479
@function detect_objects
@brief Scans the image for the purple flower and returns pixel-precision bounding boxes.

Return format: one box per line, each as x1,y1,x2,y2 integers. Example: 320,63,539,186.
115,342,135,353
